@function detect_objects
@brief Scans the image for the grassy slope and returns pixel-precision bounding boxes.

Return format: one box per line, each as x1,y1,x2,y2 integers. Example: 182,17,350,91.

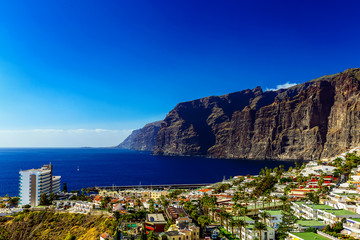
0,211,116,240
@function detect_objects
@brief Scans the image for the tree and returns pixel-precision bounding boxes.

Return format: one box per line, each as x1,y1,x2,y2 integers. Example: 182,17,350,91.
277,210,296,240
39,193,49,206
63,183,68,192
305,227,316,233
191,210,199,222
279,196,288,210
140,223,147,240
9,197,20,207
259,211,270,224
64,233,76,240
305,192,319,204
147,231,158,240
223,212,232,231
49,193,56,203
253,175,277,197
254,222,267,240
240,207,248,240
229,218,236,236
100,196,111,209
236,219,245,240
198,215,211,237
114,211,121,221
218,211,226,227
114,229,122,240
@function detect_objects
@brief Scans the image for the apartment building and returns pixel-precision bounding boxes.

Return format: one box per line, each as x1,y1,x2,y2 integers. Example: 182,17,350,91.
343,218,360,239
235,224,275,240
317,209,360,225
259,210,282,228
19,163,61,207
290,202,336,219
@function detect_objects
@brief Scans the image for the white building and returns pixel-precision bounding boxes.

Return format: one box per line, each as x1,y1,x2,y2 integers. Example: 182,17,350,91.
19,163,61,207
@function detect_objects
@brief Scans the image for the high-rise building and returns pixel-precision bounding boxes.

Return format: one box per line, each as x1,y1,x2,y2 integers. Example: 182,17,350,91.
19,163,61,207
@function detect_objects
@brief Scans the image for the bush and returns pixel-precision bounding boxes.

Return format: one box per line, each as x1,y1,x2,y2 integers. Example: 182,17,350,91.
65,233,76,240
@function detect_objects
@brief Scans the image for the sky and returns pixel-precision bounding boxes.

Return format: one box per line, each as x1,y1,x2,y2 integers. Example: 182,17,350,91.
0,0,359,147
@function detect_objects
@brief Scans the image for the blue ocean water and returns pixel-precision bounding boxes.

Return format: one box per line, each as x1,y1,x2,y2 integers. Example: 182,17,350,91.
0,148,298,196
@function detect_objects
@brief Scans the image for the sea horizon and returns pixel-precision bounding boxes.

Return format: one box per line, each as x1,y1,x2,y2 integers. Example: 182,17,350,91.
0,148,299,197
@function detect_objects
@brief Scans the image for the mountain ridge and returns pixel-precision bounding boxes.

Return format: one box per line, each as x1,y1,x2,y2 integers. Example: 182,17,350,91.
153,68,360,160
116,121,162,151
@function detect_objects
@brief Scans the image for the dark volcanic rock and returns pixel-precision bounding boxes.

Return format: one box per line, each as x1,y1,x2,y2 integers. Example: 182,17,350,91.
153,68,360,160
117,121,162,151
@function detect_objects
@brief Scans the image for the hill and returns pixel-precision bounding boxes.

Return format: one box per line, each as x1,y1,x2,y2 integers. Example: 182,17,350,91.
0,211,116,240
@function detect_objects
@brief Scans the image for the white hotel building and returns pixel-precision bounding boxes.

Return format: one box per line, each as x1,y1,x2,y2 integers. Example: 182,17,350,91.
19,163,61,207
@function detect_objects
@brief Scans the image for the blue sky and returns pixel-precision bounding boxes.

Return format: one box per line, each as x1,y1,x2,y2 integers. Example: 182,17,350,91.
0,0,359,147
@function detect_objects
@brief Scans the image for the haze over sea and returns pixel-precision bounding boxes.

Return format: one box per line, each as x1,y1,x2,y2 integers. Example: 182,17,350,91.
0,148,298,196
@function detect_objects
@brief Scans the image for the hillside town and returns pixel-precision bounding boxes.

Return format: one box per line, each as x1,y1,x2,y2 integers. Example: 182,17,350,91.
3,148,360,240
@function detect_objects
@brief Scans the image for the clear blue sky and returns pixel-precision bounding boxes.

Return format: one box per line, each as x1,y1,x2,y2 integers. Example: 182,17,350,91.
0,0,359,146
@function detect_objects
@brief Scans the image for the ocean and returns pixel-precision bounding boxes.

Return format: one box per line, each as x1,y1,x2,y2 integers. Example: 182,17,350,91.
0,148,298,196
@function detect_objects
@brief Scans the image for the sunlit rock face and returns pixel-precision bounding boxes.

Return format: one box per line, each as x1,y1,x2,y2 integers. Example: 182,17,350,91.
154,68,360,160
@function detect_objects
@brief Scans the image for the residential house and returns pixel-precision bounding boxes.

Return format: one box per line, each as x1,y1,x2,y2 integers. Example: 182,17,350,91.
145,213,167,233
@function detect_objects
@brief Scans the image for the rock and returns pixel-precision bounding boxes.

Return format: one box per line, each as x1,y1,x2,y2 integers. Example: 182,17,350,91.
153,68,360,160
116,121,162,151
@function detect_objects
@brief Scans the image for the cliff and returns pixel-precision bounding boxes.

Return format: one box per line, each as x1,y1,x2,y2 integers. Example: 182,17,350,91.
117,121,162,151
153,68,360,160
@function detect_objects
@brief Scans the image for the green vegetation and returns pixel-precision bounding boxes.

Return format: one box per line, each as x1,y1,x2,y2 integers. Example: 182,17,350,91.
253,175,277,196
213,183,231,194
167,189,186,199
0,211,117,240
289,232,330,240
276,210,296,240
322,222,344,238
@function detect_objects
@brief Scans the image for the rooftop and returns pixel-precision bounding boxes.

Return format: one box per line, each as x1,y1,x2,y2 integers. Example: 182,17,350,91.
289,232,331,240
263,210,282,216
146,213,166,223
232,216,254,222
322,209,360,216
297,220,326,227
163,231,182,237
304,204,336,210
347,218,360,223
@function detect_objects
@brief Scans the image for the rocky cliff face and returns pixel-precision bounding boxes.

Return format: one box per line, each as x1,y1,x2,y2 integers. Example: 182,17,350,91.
153,68,360,160
117,121,162,151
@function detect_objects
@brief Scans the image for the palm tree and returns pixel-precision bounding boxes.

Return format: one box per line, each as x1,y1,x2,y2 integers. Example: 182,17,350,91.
259,211,270,225
250,195,257,211
198,215,211,237
147,231,157,240
217,209,226,227
254,221,267,240
279,196,288,210
229,218,236,236
210,206,217,222
136,198,142,210
235,219,245,240
240,207,248,240
223,212,232,231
